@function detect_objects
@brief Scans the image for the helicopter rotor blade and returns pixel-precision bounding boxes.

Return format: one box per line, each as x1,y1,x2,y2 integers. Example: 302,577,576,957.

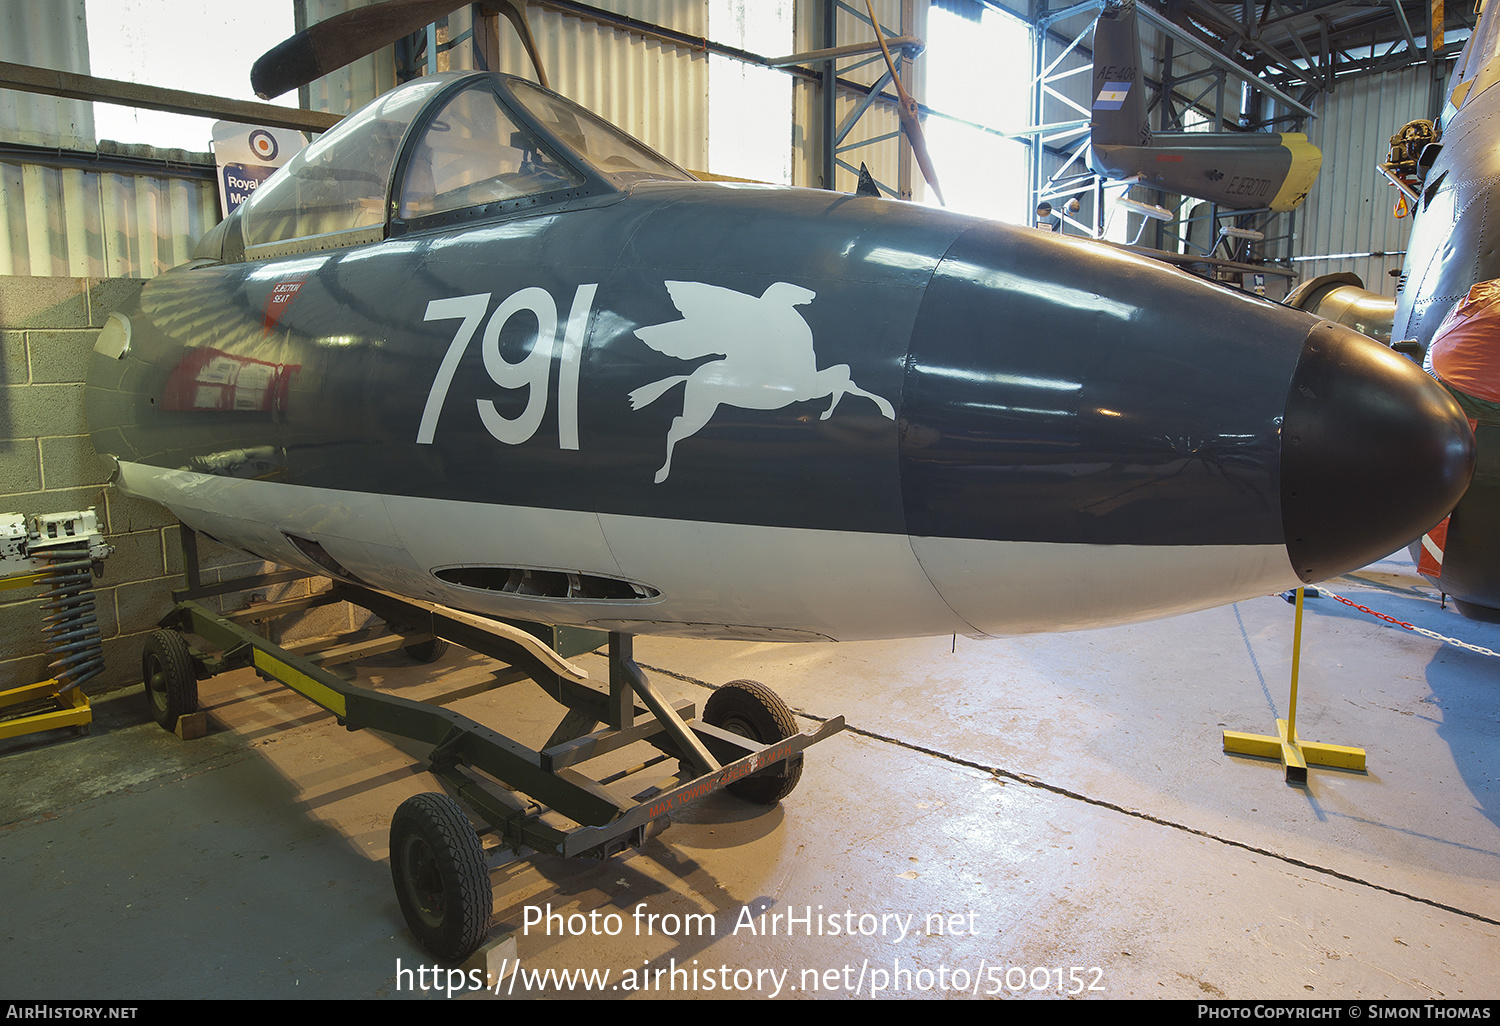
863,0,945,206
489,0,549,91
251,0,469,100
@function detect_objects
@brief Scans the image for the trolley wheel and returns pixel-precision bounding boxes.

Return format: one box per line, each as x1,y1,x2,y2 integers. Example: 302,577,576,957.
390,793,492,961
142,629,198,731
403,637,450,663
703,679,803,805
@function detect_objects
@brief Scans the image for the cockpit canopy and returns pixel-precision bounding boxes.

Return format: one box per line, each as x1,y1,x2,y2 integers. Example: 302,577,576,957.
223,72,694,261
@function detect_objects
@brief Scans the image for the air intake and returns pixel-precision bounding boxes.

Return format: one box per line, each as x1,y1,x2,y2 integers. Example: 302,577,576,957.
434,566,659,601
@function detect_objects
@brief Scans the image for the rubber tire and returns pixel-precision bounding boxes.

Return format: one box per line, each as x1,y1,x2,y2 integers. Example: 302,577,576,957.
142,629,198,731
404,638,450,663
703,679,803,805
389,793,491,962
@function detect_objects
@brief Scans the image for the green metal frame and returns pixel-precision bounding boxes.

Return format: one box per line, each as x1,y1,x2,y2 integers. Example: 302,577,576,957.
163,531,843,863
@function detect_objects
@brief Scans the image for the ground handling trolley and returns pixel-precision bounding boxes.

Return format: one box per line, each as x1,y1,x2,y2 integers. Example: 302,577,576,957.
143,529,844,963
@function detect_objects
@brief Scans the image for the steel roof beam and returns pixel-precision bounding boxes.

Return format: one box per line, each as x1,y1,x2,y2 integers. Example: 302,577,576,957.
1141,2,1319,113
1180,0,1317,86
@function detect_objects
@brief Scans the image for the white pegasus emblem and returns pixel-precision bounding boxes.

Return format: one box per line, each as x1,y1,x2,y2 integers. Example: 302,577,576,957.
629,281,896,483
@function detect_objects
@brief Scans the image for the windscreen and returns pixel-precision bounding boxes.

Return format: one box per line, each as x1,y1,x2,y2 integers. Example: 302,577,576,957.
241,75,456,248
507,79,694,188
398,81,586,220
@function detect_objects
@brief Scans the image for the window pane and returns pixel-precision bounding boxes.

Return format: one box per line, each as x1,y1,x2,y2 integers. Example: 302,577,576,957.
242,76,452,247
399,82,585,219
920,5,1032,224
508,80,693,187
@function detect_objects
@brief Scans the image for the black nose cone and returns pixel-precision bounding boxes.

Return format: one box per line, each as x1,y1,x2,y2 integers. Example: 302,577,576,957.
1282,321,1475,582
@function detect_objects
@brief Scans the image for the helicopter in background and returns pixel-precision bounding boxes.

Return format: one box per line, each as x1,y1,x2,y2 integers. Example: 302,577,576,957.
1086,0,1322,214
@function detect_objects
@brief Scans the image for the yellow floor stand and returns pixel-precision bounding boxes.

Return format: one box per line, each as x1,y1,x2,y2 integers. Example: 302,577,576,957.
0,563,97,742
1223,588,1366,785
0,677,92,740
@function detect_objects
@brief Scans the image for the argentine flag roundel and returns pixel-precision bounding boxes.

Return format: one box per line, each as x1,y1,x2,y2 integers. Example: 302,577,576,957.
1094,81,1131,110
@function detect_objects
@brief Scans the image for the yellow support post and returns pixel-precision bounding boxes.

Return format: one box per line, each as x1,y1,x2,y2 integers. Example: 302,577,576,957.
1223,588,1366,784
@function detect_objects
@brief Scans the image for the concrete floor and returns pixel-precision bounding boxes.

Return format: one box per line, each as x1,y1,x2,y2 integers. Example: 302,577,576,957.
2,552,1498,1000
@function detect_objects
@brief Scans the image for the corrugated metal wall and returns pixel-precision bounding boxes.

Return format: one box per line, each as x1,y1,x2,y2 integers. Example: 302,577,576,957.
8,0,1440,284
1,0,217,278
1295,63,1446,296
2,0,718,278
462,0,711,172
305,1,922,200
0,163,216,278
297,1,712,170
300,0,399,115
0,0,1005,272
4,0,935,277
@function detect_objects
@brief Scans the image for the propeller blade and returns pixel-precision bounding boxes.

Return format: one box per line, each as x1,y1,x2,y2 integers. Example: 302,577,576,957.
490,0,549,91
863,0,944,206
251,0,469,99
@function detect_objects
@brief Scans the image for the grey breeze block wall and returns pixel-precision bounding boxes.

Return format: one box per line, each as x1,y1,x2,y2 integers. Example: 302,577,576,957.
1,274,368,694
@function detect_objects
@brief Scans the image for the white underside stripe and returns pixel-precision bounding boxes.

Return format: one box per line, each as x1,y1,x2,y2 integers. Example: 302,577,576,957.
114,463,1302,643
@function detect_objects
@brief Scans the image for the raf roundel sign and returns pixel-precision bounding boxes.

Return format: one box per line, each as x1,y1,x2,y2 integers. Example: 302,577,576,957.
211,122,306,218
248,129,279,162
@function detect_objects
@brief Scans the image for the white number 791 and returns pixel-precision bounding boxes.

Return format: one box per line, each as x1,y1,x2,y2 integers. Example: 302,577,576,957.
415,283,598,449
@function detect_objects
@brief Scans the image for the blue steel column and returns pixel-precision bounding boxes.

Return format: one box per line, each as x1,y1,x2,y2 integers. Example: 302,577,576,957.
1030,5,1044,223
824,0,836,190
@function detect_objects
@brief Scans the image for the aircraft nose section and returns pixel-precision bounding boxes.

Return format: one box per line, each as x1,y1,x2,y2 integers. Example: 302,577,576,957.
1281,321,1475,582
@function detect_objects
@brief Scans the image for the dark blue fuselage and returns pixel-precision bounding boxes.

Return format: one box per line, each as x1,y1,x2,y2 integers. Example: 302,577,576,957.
85,72,1474,641
92,185,1316,545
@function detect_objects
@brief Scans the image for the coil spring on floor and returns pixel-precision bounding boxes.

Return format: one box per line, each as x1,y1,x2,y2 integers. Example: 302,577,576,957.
40,542,105,689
